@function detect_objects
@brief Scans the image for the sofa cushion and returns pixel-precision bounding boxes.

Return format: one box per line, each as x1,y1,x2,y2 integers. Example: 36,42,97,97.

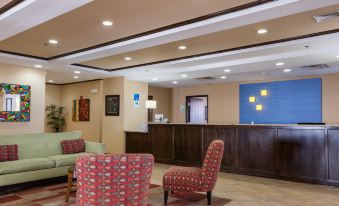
48,152,91,167
0,158,55,175
0,144,18,162
61,139,85,154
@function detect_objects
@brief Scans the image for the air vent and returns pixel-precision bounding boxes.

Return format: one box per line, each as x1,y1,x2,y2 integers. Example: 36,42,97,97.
313,10,339,23
195,77,216,80
301,64,329,71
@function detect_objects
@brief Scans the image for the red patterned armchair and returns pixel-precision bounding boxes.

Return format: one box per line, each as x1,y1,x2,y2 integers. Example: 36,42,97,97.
75,154,154,206
163,140,224,205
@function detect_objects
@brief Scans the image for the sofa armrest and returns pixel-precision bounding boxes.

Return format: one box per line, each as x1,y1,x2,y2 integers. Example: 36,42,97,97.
85,141,105,154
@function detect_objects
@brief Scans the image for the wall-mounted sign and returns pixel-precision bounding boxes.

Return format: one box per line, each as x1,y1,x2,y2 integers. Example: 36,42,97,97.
133,93,140,108
179,104,185,112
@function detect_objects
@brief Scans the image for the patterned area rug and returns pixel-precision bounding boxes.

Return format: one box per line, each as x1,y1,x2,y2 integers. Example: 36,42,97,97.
0,183,231,206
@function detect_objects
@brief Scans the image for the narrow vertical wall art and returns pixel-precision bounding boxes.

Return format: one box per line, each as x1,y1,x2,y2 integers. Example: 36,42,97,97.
72,96,90,121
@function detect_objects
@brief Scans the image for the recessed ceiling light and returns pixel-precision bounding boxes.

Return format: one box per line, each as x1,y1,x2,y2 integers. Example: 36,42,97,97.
337,55,339,58
73,76,79,79
74,71,81,74
48,80,54,83
48,39,58,44
220,76,227,79
181,74,187,78
283,69,292,73
172,81,178,84
224,69,231,72
257,29,268,34
124,57,132,61
276,62,285,66
34,64,42,68
178,45,187,50
152,78,158,81
102,20,113,26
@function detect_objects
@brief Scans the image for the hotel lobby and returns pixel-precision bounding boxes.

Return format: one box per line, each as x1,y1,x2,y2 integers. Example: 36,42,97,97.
1,0,339,205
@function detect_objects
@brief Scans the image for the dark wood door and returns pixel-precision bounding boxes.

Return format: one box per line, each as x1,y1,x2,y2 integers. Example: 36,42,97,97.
237,127,276,175
276,128,326,181
125,132,150,153
203,126,236,171
149,125,174,162
328,129,339,182
174,125,203,166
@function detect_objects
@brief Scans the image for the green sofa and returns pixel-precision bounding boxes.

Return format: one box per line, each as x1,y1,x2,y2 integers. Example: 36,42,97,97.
0,131,105,186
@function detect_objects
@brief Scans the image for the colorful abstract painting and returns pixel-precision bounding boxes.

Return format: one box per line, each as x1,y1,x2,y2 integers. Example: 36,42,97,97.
0,83,31,122
72,96,90,122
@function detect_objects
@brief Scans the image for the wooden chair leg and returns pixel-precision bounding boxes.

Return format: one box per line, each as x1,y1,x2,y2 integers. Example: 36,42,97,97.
207,191,212,205
164,191,169,205
65,172,73,202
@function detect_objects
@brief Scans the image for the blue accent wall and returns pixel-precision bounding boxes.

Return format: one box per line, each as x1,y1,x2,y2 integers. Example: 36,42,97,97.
240,78,322,124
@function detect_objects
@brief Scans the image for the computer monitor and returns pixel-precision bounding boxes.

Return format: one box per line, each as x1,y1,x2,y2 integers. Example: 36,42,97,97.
154,114,164,122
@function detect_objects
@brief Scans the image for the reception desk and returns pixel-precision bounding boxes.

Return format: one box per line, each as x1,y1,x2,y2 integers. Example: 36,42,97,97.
125,124,339,186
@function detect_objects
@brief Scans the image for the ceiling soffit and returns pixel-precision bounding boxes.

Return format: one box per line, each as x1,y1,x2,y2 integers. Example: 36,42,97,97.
0,0,273,60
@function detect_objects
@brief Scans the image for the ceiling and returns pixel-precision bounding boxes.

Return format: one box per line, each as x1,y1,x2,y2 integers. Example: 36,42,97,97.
0,0,339,87
81,5,339,71
0,0,255,58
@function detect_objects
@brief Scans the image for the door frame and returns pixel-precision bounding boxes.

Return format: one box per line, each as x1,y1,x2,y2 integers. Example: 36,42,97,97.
185,95,208,123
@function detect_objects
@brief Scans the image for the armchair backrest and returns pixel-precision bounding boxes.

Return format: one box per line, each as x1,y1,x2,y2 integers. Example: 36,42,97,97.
201,140,224,191
76,154,154,206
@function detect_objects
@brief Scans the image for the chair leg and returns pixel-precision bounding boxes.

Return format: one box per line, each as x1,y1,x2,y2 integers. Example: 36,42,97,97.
207,191,212,205
164,191,169,205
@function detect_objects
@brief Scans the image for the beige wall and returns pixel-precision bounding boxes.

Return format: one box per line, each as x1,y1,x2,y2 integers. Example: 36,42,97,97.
124,79,148,131
60,80,103,142
149,86,172,121
322,74,339,125
172,74,339,125
0,64,45,134
44,78,148,153
101,78,148,153
45,84,62,133
172,83,239,124
102,77,125,153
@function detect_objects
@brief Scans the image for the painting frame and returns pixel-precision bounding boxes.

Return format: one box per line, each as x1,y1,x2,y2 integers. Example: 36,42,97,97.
0,83,31,122
105,95,120,116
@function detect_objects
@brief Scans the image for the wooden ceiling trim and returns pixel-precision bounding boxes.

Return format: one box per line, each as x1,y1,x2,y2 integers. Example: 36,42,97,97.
0,0,23,15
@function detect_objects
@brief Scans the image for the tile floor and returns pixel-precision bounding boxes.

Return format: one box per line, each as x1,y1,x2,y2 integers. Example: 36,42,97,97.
153,163,339,206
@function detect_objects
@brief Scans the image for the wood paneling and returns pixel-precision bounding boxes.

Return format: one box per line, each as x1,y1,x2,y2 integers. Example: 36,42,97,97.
174,125,202,165
328,129,339,181
203,126,236,170
125,132,150,153
277,129,326,181
237,128,275,175
126,124,339,187
149,125,174,162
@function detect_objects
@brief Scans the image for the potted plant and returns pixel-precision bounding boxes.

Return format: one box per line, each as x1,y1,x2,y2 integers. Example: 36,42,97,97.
45,104,66,133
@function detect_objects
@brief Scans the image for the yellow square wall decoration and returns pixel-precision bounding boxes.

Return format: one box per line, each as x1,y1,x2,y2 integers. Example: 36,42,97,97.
261,89,268,96
249,96,256,103
256,105,263,111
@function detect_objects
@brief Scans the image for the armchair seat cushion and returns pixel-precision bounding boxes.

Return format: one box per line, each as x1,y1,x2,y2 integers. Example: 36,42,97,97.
163,166,203,192
48,152,91,167
0,158,55,175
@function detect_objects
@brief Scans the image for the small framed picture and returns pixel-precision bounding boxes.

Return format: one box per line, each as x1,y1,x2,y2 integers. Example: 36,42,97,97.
105,95,120,116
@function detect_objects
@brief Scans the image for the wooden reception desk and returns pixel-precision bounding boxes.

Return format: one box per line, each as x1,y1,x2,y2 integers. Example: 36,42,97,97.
125,123,339,186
